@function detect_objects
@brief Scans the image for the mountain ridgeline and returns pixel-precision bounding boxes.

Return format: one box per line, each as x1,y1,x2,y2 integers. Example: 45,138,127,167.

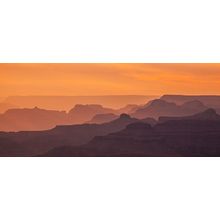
0,95,220,157
44,109,220,157
1,95,155,112
131,99,209,119
0,97,218,132
161,95,220,109
0,104,139,131
0,114,139,156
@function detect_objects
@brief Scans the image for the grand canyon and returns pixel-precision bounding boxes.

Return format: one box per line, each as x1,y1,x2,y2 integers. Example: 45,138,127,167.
1,63,220,156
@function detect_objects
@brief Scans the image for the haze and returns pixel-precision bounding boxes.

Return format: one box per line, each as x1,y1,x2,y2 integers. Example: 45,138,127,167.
1,63,220,97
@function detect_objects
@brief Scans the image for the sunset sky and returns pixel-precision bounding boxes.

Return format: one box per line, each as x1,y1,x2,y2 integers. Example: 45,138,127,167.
1,63,220,96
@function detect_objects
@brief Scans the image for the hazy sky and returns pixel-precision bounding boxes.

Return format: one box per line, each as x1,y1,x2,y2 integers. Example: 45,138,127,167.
1,63,220,96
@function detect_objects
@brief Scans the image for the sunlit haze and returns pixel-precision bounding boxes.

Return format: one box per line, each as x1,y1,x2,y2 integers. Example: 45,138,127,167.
1,63,220,96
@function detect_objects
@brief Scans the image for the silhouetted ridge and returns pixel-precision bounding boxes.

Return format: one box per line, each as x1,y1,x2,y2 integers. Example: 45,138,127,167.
87,113,118,124
150,99,176,107
132,99,208,119
0,103,143,132
0,112,139,156
4,95,157,110
161,95,220,108
44,117,220,157
87,113,133,124
0,107,68,131
68,104,116,124
117,104,139,114
159,108,220,123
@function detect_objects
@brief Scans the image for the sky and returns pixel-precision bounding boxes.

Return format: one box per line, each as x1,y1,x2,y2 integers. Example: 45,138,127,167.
1,63,220,96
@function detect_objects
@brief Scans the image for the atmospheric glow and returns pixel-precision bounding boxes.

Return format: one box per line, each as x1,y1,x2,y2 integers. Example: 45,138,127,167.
1,63,220,96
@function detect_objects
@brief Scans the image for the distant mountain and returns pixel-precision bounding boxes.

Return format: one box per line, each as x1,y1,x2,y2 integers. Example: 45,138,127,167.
4,95,157,110
0,114,139,156
86,105,141,124
0,107,68,131
0,103,146,131
180,100,208,114
88,113,157,125
117,104,140,114
132,99,208,119
87,113,118,124
0,102,18,113
44,118,220,157
0,104,121,131
159,109,220,123
161,95,220,108
68,104,117,124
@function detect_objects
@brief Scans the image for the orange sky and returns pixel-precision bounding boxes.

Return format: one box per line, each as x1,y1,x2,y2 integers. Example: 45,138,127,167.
1,63,220,96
